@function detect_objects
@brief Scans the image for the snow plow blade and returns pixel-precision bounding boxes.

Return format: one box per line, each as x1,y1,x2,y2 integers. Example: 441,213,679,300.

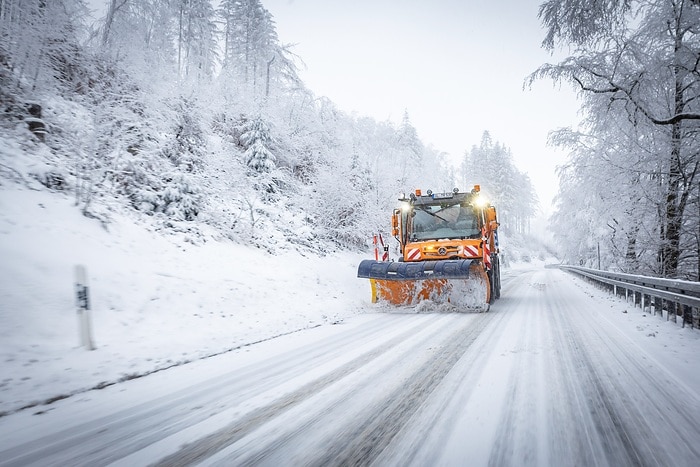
357,259,490,309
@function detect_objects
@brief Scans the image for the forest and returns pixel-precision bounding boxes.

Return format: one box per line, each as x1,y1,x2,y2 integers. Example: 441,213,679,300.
0,0,698,280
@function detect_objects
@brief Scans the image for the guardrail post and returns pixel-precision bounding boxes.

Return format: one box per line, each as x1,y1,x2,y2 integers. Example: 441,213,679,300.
669,301,676,323
660,299,671,321
675,302,680,323
75,265,96,350
675,302,680,324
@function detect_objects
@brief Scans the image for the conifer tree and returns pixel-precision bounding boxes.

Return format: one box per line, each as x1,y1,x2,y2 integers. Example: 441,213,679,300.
240,115,275,174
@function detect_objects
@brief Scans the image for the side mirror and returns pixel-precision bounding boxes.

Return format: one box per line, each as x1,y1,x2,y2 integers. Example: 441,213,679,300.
391,211,399,237
486,206,497,224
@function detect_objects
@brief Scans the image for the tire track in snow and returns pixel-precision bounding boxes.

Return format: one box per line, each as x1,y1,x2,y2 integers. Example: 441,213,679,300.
373,268,551,467
368,272,518,466
547,283,644,466
308,312,494,466
487,271,552,466
0,314,423,467
198,314,488,466
153,313,493,466
555,273,700,466
485,269,626,466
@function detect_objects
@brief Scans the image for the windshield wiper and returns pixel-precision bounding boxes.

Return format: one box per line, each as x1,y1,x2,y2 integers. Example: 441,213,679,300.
417,206,449,223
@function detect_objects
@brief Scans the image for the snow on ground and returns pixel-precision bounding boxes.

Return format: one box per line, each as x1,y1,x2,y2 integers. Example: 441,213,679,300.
0,186,370,416
2,184,699,425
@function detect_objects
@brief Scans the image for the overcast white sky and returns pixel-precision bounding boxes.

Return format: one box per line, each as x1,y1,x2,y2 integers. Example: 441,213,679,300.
264,0,581,210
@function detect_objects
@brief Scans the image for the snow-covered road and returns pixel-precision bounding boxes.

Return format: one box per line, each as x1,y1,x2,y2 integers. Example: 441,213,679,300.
1,267,699,466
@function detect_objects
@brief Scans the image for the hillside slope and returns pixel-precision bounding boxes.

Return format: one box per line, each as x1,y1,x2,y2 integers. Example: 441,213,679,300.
0,182,369,416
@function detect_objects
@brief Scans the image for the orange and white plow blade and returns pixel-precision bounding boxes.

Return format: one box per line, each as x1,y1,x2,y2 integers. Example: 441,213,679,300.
369,266,490,311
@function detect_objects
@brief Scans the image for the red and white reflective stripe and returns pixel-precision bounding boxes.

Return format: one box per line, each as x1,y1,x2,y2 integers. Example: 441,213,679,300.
483,238,492,269
406,248,421,260
460,245,479,257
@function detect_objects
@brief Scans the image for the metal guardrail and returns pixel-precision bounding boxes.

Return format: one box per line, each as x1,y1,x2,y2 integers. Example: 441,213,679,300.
557,265,700,329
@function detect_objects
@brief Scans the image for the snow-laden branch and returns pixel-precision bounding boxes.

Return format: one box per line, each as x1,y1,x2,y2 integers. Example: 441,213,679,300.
530,61,700,126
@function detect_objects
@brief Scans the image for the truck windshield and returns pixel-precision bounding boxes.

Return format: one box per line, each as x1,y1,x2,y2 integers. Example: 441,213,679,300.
411,204,481,241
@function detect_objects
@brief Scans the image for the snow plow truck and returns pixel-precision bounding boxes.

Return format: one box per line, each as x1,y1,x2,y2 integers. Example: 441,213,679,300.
357,186,501,311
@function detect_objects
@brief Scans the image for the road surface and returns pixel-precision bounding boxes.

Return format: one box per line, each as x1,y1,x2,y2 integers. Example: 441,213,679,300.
1,266,699,466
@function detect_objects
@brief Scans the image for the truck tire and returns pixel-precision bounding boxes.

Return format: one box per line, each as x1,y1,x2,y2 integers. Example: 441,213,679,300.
487,255,500,302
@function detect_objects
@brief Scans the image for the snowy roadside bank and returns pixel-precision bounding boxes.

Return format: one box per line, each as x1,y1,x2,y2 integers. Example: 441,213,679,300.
0,187,370,416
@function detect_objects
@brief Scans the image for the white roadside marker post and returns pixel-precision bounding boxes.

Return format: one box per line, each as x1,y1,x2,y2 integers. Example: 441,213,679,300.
74,265,96,350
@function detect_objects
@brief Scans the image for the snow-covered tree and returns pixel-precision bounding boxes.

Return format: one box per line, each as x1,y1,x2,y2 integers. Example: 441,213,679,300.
0,0,91,93
397,110,422,162
218,0,293,99
460,131,538,234
239,115,275,173
532,0,700,279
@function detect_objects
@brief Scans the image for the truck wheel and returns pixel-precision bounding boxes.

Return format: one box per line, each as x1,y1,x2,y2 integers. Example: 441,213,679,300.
494,256,501,299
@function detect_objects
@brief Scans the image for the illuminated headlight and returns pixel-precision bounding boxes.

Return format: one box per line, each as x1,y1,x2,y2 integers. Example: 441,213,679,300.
473,194,489,208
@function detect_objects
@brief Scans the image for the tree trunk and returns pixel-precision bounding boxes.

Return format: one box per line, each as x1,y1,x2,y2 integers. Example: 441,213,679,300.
265,55,275,97
625,225,639,273
660,12,688,278
102,0,127,46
